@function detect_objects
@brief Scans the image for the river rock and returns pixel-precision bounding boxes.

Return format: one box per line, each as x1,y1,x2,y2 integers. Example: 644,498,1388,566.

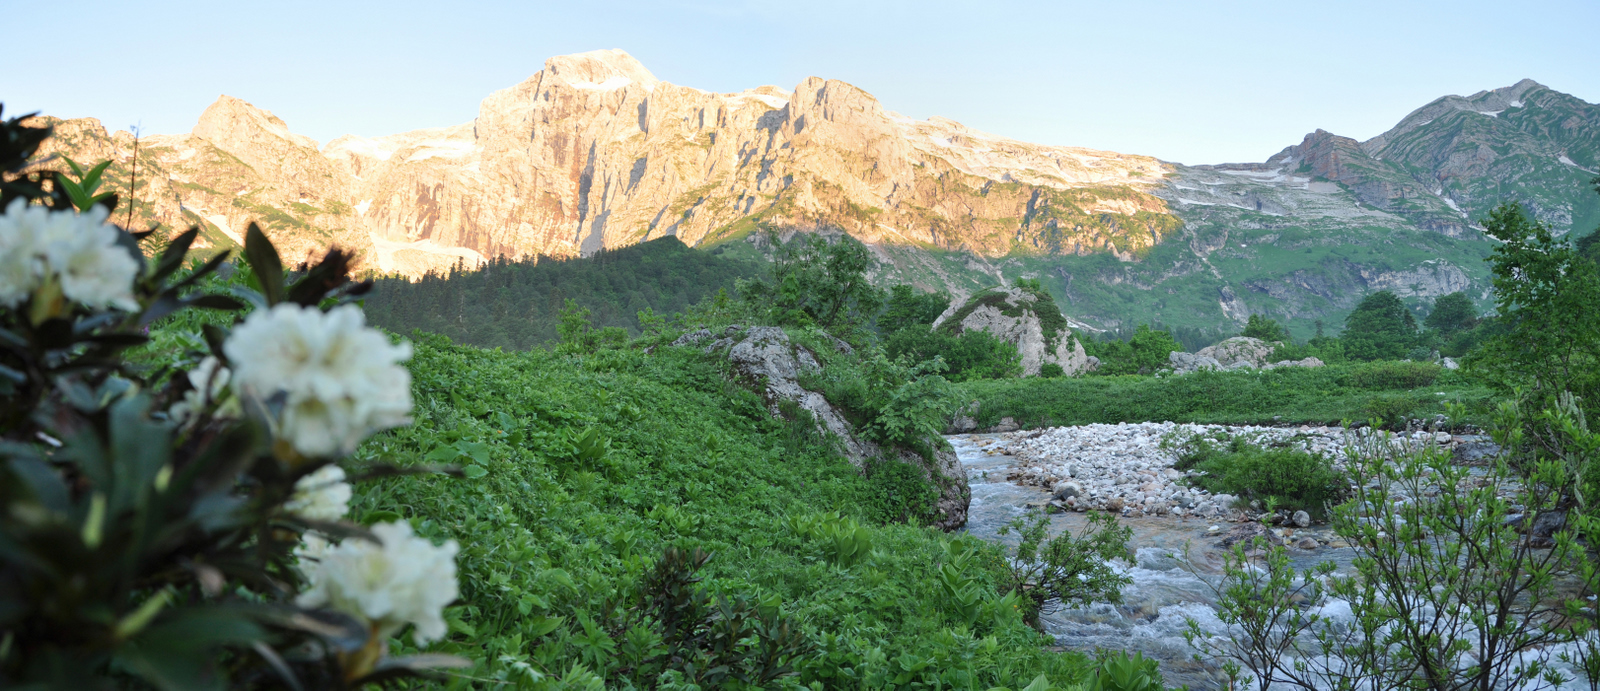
1292,510,1311,528
1052,481,1084,500
1295,537,1319,550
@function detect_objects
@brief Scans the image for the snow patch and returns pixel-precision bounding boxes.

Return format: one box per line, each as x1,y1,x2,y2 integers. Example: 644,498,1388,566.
178,148,196,161
370,234,486,276
355,200,371,217
407,140,476,162
1479,110,1503,118
1175,198,1217,206
1173,184,1199,191
329,136,395,161
1509,100,1523,108
746,94,788,110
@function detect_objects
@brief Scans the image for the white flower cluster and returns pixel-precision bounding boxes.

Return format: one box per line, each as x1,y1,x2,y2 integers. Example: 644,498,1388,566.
297,520,459,645
169,356,238,426
285,465,352,522
224,304,413,457
0,199,140,311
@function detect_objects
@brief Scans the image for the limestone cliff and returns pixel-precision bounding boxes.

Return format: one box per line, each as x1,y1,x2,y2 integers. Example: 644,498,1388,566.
25,49,1177,278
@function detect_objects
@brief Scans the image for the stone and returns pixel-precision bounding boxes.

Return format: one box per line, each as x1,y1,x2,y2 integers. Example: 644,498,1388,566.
992,417,1020,433
721,327,969,530
931,287,1093,377
1530,510,1567,539
1052,481,1084,500
1295,537,1319,550
1105,497,1125,512
1291,510,1311,528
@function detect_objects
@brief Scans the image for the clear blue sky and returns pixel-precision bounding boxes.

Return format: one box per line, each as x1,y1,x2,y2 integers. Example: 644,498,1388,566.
5,0,1595,165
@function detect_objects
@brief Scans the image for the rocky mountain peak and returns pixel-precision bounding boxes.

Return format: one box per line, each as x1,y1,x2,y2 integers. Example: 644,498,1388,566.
542,49,659,92
192,95,319,151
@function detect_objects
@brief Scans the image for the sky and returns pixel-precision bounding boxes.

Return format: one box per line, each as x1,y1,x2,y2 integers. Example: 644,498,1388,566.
4,0,1596,165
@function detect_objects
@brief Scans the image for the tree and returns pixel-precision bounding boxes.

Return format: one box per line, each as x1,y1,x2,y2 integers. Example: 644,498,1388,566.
1471,203,1600,407
1423,291,1477,336
1088,325,1183,376
737,231,884,335
1240,314,1289,343
884,327,1022,381
879,284,950,334
1341,290,1418,361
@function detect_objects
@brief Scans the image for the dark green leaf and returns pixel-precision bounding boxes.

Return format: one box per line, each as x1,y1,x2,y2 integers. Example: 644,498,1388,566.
242,223,283,306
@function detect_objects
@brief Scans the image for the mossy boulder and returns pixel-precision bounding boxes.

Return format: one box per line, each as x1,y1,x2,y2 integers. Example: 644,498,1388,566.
933,286,1093,377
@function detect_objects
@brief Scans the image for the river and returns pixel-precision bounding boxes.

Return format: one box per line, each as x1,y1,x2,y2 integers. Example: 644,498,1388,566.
949,432,1589,691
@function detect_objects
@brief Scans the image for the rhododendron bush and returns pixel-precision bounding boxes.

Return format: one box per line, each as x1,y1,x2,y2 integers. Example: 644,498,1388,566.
0,107,464,689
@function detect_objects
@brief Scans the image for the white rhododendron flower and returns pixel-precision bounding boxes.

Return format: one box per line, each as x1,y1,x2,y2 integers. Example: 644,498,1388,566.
284,465,352,522
294,531,332,582
224,304,412,457
169,356,235,425
0,199,139,311
296,520,459,645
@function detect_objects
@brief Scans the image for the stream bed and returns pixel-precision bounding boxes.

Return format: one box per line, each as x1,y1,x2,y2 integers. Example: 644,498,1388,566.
949,432,1588,690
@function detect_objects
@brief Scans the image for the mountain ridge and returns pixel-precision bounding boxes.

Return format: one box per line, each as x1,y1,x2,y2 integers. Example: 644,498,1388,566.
19,50,1599,335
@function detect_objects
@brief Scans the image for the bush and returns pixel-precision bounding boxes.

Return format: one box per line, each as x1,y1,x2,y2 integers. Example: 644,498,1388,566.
0,117,465,688
1086,325,1181,376
884,327,1023,381
1039,362,1066,378
1341,290,1420,361
1164,431,1347,516
1340,360,1441,389
1240,314,1289,343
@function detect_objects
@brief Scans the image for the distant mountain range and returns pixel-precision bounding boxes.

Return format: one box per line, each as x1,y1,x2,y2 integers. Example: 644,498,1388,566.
22,50,1599,336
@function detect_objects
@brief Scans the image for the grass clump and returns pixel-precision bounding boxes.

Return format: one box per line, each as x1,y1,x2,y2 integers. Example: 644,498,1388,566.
1339,360,1442,390
1163,430,1348,517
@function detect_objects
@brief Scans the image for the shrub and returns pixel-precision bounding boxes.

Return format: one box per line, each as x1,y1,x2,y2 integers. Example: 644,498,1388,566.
884,326,1023,381
1361,392,1421,428
998,511,1132,625
1340,360,1441,389
1087,325,1181,376
1164,431,1347,516
0,118,464,689
1341,290,1420,361
1240,314,1289,343
1039,362,1066,378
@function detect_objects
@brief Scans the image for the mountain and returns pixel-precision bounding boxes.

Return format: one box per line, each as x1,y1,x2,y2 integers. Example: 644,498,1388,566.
19,51,1600,336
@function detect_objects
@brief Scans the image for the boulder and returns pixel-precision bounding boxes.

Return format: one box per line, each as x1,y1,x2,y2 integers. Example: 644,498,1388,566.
932,286,1093,377
1052,481,1084,500
1167,337,1324,375
717,326,970,529
1291,510,1312,528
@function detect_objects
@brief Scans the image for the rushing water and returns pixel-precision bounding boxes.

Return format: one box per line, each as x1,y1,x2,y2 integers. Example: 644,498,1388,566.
951,433,1593,691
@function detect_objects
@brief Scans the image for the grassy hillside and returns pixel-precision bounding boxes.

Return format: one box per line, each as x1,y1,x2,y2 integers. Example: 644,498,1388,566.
955,362,1496,431
347,332,1090,688
361,237,760,350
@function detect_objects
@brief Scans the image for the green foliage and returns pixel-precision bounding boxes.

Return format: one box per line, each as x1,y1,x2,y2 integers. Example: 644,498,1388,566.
555,299,628,355
738,231,885,337
880,284,950,334
341,334,1092,688
1189,415,1597,691
884,327,1024,382
1339,360,1442,390
0,115,462,691
957,363,1492,430
1084,325,1182,376
997,512,1132,625
1341,290,1420,361
1240,314,1289,343
790,511,874,567
1087,651,1169,691
361,236,759,350
1038,362,1065,378
800,343,960,457
1471,201,1600,409
1423,291,1477,335
1162,431,1347,516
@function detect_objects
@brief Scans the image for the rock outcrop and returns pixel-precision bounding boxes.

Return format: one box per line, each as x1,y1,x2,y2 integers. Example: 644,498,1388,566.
932,286,1093,377
1166,337,1325,375
677,326,969,529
